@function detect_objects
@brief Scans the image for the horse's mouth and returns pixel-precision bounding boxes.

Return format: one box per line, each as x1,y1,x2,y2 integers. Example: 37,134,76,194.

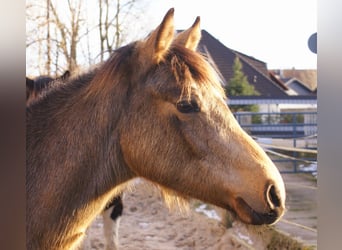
228,197,282,225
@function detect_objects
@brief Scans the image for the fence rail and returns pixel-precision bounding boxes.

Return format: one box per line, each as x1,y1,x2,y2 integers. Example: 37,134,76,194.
234,111,317,174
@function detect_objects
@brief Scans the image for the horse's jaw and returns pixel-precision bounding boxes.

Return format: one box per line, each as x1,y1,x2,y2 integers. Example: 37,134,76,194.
229,196,284,225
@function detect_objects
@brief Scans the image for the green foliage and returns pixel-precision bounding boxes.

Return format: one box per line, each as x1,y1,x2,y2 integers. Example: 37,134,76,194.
229,103,259,113
225,57,260,112
251,113,263,124
280,113,304,124
226,57,258,96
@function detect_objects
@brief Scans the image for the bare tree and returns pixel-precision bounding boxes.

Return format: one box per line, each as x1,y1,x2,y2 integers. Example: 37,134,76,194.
26,0,85,74
26,0,51,75
97,0,145,62
26,0,148,76
48,0,83,73
46,0,51,75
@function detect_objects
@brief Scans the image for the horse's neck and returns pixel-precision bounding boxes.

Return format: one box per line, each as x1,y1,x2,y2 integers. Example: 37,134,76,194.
37,78,132,179
27,75,134,248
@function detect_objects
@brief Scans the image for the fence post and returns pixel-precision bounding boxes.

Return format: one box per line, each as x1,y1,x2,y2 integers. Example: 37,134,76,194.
292,113,298,172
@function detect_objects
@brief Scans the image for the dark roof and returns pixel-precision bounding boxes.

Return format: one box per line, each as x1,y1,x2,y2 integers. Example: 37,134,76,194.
196,30,289,98
233,51,269,76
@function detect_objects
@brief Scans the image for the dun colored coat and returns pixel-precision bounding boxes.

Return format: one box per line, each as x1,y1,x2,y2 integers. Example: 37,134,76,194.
27,8,286,250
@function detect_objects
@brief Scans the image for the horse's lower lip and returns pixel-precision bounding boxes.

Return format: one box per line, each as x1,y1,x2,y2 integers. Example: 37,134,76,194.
232,197,281,225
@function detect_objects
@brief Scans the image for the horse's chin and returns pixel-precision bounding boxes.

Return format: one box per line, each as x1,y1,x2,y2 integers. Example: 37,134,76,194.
228,197,282,225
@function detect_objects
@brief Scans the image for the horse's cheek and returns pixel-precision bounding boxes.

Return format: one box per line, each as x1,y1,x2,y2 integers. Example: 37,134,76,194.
119,125,152,175
119,131,139,172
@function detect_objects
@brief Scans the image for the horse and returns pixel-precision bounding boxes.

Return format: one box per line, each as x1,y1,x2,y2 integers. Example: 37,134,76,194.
26,70,70,105
81,196,123,250
27,8,286,250
26,72,124,249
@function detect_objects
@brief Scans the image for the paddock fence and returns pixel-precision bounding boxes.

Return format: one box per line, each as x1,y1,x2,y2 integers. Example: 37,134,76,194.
234,111,317,174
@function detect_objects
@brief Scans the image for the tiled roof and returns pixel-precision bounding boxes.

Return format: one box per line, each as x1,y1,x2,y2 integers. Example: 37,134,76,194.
284,78,316,96
196,30,289,98
270,69,317,92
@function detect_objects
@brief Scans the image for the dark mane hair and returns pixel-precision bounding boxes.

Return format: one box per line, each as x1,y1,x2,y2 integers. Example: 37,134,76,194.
26,71,71,106
82,44,136,99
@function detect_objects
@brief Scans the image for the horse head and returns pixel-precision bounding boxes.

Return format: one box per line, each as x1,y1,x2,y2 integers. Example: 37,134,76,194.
119,8,286,225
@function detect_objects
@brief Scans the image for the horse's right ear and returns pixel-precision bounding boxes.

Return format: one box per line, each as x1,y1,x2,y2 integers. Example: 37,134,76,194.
26,77,34,90
174,16,201,51
140,8,175,64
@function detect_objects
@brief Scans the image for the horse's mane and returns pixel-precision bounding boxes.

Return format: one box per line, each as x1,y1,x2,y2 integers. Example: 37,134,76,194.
34,76,54,90
26,68,97,110
28,41,224,111
82,43,136,100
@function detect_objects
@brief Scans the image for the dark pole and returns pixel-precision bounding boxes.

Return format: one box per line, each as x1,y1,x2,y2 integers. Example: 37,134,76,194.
46,0,51,75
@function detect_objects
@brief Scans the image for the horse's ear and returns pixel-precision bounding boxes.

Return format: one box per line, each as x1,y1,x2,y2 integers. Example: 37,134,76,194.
61,70,70,80
142,8,175,64
174,17,201,51
26,77,34,90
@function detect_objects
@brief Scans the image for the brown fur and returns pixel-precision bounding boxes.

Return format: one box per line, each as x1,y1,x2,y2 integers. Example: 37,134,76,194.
27,9,285,250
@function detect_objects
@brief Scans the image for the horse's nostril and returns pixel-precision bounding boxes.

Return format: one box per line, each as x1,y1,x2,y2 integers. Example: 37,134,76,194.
266,184,281,209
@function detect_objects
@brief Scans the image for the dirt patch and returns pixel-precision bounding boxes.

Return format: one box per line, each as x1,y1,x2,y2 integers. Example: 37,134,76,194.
83,181,305,250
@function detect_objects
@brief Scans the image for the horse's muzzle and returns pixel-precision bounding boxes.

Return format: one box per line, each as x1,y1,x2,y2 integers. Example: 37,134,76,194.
233,183,285,225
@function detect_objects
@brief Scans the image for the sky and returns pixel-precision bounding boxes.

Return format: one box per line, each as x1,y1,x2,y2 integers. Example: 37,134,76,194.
142,0,317,69
26,0,317,75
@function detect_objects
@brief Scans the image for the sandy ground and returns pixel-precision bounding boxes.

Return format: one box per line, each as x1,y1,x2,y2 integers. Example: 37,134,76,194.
82,181,304,250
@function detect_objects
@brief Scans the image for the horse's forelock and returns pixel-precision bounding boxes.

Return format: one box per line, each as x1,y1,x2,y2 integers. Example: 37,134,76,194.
166,45,225,100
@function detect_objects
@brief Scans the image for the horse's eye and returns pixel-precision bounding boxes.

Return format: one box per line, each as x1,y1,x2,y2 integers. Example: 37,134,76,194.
176,100,200,113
